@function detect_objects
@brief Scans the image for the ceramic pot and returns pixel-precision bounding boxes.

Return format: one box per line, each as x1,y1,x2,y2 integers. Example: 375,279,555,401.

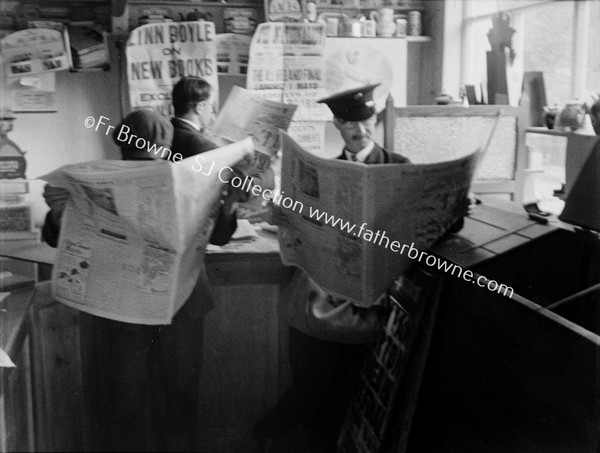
370,8,396,37
340,17,363,37
555,101,585,132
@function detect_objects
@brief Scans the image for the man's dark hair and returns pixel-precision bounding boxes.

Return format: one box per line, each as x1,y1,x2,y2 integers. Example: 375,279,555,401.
590,99,600,118
172,76,212,117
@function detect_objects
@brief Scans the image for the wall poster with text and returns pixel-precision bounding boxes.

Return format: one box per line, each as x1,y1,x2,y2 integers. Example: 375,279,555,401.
126,21,218,116
247,22,328,154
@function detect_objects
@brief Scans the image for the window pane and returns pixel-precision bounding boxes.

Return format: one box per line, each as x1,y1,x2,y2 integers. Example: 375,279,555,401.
586,1,600,98
463,1,574,105
521,2,574,105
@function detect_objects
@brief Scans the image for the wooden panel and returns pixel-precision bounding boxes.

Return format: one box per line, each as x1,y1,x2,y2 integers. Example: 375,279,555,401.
438,293,597,452
197,284,283,453
1,337,34,453
33,292,85,452
393,105,521,118
207,253,293,286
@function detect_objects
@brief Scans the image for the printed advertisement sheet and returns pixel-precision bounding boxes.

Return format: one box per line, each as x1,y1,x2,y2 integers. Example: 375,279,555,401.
41,139,254,324
126,21,218,115
247,22,329,153
216,33,251,76
275,133,481,306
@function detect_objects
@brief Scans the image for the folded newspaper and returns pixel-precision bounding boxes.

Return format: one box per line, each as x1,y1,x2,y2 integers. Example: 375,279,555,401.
275,133,481,307
40,139,254,325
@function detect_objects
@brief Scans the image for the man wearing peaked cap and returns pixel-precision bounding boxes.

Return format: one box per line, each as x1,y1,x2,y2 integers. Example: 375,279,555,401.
254,85,412,453
317,83,411,164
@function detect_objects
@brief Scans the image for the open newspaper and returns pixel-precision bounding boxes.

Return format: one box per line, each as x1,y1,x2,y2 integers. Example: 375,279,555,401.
275,133,481,307
210,85,296,170
40,139,254,325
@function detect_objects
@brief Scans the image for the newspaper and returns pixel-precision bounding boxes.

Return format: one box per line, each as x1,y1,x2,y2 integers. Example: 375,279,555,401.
40,139,254,325
210,86,297,170
275,133,481,307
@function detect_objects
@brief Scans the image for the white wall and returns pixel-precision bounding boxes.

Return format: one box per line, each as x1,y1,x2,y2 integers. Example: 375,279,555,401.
3,41,123,227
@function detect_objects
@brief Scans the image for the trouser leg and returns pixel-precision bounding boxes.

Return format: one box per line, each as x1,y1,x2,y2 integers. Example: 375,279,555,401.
104,320,154,452
156,307,204,452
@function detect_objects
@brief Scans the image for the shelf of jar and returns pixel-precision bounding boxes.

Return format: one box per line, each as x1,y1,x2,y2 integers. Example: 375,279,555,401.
324,35,429,41
406,35,429,42
314,5,426,13
128,1,263,5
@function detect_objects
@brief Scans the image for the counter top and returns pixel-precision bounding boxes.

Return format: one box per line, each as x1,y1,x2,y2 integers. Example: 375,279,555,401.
0,201,561,284
432,201,558,269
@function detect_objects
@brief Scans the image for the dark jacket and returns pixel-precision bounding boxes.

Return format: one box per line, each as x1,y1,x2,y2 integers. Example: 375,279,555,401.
336,143,411,164
170,117,218,159
170,117,237,245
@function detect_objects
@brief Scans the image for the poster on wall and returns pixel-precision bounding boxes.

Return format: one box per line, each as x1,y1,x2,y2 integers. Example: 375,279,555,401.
216,33,251,76
125,21,218,116
7,72,57,112
1,28,71,76
247,22,328,154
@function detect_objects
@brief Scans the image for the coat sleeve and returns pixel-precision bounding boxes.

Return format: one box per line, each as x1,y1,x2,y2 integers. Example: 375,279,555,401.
41,211,60,248
389,152,411,164
209,207,237,246
192,135,239,246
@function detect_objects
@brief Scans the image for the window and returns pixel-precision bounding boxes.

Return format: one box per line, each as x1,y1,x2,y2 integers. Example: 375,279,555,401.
458,0,598,105
586,1,600,98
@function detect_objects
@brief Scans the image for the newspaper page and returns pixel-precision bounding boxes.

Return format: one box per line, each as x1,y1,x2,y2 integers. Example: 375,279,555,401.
275,133,481,306
126,21,218,116
247,22,329,154
40,138,254,324
210,86,297,170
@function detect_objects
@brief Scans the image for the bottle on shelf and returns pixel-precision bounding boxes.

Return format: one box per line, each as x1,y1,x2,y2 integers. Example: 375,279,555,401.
304,1,317,22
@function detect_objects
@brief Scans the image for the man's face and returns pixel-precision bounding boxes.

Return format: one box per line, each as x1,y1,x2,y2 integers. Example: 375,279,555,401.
195,99,216,131
334,115,376,153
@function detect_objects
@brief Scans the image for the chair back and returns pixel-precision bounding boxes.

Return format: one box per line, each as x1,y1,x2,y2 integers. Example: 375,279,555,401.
384,103,528,201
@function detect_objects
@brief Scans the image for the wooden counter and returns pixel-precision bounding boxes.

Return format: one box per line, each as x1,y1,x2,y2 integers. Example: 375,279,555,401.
0,287,37,452
1,229,294,452
412,204,600,452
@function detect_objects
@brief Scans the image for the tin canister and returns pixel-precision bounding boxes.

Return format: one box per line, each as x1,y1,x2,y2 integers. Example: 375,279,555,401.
362,19,376,37
326,17,339,36
305,2,317,22
395,17,407,37
407,10,421,36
